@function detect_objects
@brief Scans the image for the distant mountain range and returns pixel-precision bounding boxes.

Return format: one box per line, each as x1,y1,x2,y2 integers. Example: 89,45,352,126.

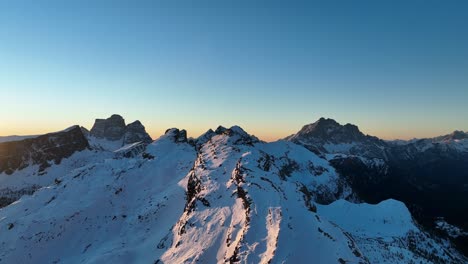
0,115,467,263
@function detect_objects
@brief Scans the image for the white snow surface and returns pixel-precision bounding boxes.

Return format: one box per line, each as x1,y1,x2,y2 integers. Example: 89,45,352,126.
318,200,464,263
318,199,416,237
0,128,465,263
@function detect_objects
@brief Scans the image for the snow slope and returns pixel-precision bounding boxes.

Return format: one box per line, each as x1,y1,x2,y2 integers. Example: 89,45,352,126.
318,200,463,263
160,129,363,263
0,133,196,263
0,126,465,263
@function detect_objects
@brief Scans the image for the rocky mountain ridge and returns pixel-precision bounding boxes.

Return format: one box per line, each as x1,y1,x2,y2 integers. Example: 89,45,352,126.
0,126,89,175
0,115,467,262
285,118,468,256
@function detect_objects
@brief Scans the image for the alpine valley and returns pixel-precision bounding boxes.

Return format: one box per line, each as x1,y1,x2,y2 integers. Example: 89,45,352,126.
0,115,467,264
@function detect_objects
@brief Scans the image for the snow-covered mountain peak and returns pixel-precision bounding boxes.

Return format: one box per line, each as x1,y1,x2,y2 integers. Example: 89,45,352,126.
286,118,370,143
217,125,261,145
196,125,260,148
1,118,467,263
285,118,386,158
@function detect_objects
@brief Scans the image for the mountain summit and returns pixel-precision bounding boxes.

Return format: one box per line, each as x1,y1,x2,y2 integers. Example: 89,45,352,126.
90,114,152,145
285,118,386,158
0,117,467,263
286,118,367,142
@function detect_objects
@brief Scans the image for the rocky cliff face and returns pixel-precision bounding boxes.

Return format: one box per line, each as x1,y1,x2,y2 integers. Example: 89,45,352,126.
0,126,89,175
123,121,153,144
0,124,464,263
164,128,188,143
90,114,152,145
285,118,387,159
90,114,127,141
287,118,468,256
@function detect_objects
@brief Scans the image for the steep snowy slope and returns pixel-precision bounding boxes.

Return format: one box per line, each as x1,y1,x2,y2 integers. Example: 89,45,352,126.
0,125,465,263
0,126,95,208
287,118,468,256
318,200,462,263
160,127,363,263
0,115,154,210
0,131,196,263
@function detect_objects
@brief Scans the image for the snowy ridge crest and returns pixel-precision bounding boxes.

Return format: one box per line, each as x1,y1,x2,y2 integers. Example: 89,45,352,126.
0,120,466,263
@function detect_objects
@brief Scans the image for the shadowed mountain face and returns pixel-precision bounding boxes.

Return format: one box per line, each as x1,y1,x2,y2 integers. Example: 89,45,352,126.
0,126,89,175
90,114,126,141
287,118,468,255
0,116,467,262
0,116,155,212
285,118,388,159
1,123,465,263
90,114,152,145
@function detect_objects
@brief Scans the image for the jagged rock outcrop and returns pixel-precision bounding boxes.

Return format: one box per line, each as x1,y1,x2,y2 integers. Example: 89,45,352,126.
195,125,261,148
89,114,152,145
0,126,89,175
164,128,188,143
215,125,261,146
0,123,466,263
90,114,126,141
123,121,153,144
80,126,90,137
195,129,215,148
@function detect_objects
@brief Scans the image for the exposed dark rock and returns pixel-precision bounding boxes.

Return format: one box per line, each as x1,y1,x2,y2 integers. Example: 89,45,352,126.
123,121,153,144
195,129,216,147
287,118,468,257
89,114,152,146
214,126,228,135
0,126,89,175
165,128,188,143
278,158,299,180
80,126,90,137
0,185,41,208
115,142,148,158
285,118,387,158
90,114,126,141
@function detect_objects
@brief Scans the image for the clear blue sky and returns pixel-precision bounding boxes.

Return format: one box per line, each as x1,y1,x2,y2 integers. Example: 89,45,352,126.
1,0,467,140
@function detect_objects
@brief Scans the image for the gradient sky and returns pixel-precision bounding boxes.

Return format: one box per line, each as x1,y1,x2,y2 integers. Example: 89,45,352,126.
1,0,467,141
